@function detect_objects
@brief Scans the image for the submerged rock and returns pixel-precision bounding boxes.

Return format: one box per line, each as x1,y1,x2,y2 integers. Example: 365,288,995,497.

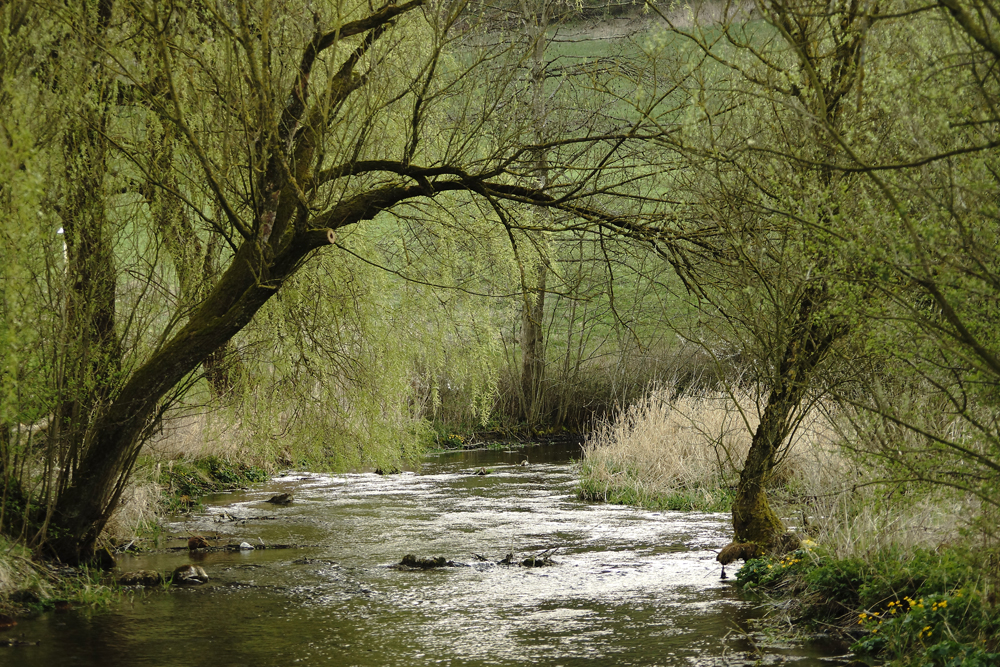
266,493,293,505
399,554,450,569
188,535,210,550
171,564,209,585
119,570,165,587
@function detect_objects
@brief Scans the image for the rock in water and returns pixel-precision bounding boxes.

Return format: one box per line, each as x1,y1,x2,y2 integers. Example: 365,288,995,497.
172,564,209,585
119,570,165,587
188,535,210,550
266,493,293,505
400,554,449,569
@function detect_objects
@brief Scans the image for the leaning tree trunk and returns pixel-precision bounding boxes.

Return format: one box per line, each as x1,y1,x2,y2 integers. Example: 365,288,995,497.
731,294,838,548
43,227,336,562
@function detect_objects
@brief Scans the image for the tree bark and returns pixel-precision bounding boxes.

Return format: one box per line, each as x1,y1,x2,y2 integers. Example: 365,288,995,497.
731,291,837,546
518,0,550,430
520,262,547,427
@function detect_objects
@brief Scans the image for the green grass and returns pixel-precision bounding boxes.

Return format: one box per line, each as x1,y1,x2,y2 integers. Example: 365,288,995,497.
577,474,735,512
157,456,269,507
0,535,121,615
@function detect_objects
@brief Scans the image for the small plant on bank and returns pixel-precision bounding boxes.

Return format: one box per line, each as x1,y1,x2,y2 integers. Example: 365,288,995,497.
736,541,817,590
734,544,1000,667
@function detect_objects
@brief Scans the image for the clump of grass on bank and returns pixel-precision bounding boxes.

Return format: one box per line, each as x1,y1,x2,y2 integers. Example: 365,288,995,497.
0,536,117,615
155,456,269,507
736,543,1000,666
578,387,838,511
101,455,271,550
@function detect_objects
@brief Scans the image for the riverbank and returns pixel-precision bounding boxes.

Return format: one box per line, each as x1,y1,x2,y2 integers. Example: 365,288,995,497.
577,388,1000,665
737,543,1000,666
0,455,271,617
0,536,117,618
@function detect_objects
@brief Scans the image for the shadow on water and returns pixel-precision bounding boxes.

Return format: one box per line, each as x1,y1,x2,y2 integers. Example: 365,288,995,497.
3,445,849,666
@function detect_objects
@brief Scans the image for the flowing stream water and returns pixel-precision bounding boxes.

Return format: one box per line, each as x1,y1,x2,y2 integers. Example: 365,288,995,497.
4,444,848,666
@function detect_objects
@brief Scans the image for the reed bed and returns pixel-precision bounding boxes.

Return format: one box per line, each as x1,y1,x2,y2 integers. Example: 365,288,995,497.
578,387,839,510
579,386,971,556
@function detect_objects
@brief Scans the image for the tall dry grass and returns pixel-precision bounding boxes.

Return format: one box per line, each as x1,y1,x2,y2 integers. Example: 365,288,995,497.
579,387,970,556
580,387,840,508
102,409,250,545
0,536,51,600
102,474,164,545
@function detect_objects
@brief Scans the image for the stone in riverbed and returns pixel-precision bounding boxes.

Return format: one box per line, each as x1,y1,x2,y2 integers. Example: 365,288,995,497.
188,535,210,550
119,570,165,587
171,564,209,585
266,493,293,505
400,554,450,569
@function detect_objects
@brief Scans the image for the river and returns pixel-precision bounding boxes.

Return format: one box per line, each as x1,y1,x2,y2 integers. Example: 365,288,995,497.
3,443,848,666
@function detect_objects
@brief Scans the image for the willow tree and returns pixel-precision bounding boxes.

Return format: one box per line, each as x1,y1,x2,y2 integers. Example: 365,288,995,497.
809,0,1000,528
0,0,665,563
644,0,881,551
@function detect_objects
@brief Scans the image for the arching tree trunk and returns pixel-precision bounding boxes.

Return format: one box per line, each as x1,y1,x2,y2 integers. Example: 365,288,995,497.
43,230,337,563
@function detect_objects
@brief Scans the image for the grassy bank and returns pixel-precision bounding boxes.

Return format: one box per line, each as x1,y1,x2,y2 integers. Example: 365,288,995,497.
737,543,1000,666
0,536,117,616
0,452,273,616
